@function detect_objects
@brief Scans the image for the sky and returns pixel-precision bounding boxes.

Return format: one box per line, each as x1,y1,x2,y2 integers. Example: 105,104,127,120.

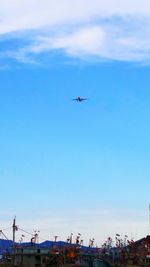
1,0,150,246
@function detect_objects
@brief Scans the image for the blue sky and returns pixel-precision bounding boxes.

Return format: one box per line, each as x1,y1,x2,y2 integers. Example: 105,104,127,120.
1,0,150,246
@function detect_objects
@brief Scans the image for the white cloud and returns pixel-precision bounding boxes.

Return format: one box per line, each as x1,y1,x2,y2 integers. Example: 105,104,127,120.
0,0,150,63
27,26,106,56
0,0,150,35
12,19,150,63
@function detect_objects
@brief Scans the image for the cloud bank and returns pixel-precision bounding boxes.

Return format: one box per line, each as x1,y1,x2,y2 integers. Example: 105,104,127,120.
1,0,150,64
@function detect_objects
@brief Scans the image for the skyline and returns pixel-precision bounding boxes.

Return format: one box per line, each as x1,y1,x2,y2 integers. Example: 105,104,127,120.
0,0,150,246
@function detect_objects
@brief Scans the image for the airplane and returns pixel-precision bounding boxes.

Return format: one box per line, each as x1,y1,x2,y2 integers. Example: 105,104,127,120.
73,96,88,102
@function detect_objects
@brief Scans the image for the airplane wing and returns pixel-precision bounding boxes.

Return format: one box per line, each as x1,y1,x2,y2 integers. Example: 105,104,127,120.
72,97,88,101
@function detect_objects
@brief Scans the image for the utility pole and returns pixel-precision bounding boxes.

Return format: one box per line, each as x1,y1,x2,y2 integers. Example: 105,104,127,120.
149,204,150,229
12,217,17,266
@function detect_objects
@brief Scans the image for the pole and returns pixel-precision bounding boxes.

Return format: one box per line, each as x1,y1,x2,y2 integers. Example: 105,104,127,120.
13,217,16,266
148,204,150,235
